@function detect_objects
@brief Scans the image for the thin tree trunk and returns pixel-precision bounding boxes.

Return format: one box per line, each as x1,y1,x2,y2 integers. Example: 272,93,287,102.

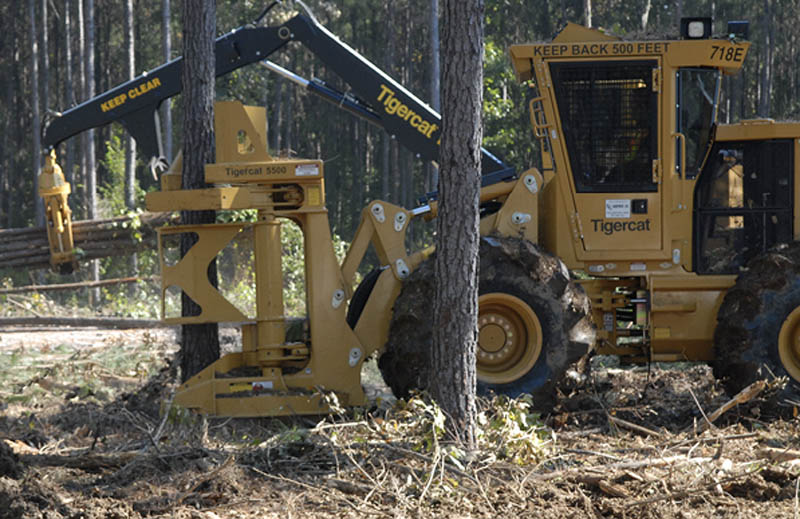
41,0,49,115
161,0,173,161
30,0,44,226
432,0,482,450
758,0,774,117
8,15,22,228
272,75,282,152
180,0,219,381
641,0,652,31
64,0,74,185
584,0,592,28
1,70,11,227
382,2,395,200
285,86,292,155
124,0,138,281
77,0,86,219
84,0,95,221
428,0,440,193
84,0,99,298
124,0,136,211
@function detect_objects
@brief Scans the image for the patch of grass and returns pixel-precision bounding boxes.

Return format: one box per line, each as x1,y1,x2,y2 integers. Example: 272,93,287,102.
0,333,176,413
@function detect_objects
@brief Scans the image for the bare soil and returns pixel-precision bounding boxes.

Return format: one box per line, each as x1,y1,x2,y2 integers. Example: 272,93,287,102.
1,326,799,518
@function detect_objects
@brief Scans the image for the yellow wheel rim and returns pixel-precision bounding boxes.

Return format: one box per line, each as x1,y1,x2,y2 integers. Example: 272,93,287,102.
477,293,543,385
778,306,800,383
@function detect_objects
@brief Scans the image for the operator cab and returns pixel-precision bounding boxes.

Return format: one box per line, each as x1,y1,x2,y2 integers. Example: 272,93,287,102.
693,122,797,274
509,20,751,272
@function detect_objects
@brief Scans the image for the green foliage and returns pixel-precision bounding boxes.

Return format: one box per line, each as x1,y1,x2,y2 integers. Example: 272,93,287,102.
382,394,547,464
482,40,540,172
98,130,145,216
477,394,547,464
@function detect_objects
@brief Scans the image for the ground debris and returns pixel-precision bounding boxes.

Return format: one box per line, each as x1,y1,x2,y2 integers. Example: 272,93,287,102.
1,331,800,517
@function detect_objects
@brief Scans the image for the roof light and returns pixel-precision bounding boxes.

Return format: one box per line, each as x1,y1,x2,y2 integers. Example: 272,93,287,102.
680,17,712,39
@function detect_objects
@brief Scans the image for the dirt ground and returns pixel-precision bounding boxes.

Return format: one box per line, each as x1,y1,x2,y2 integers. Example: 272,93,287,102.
1,326,799,518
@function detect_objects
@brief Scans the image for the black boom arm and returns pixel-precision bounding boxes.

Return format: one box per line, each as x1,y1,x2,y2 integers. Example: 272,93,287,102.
43,11,510,176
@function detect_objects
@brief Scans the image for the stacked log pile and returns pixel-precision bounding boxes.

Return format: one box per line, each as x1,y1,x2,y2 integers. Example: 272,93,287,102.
0,212,178,270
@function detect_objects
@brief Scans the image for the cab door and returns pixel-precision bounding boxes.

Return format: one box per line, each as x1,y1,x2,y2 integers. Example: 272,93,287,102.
549,59,663,255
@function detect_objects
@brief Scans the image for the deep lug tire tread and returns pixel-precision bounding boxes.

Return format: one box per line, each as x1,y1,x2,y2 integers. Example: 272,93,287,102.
713,241,800,403
379,236,595,411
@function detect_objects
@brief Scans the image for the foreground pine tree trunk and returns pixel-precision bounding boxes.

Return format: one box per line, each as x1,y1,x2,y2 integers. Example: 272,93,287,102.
179,0,219,381
431,0,483,449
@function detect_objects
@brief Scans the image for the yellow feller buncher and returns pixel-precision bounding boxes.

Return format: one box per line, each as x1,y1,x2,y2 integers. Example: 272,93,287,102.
37,8,800,416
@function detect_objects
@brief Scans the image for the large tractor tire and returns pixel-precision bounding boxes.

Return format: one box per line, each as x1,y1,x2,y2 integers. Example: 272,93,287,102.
713,242,800,403
378,236,595,411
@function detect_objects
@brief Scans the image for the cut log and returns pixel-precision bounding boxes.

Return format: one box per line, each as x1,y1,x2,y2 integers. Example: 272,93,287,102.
0,316,170,328
0,212,178,271
0,276,158,294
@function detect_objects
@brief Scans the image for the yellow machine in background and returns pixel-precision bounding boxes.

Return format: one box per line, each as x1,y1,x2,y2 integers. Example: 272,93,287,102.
37,15,800,415
38,151,76,273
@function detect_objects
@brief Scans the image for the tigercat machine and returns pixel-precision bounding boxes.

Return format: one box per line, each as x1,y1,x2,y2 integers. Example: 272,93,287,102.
37,8,800,415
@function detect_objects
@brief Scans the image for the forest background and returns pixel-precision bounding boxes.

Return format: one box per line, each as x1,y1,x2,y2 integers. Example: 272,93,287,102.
1,0,798,315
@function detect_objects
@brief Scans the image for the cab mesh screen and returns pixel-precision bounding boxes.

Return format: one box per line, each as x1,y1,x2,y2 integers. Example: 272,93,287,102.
550,61,657,192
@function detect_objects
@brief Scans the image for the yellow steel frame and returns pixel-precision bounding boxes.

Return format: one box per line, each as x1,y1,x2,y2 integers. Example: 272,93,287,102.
141,100,544,417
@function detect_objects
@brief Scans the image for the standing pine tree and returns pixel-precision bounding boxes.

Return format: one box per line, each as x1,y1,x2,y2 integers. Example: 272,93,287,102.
430,0,483,449
179,0,219,381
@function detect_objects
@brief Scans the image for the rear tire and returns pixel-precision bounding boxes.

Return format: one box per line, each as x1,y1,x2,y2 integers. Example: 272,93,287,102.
714,242,800,403
379,236,595,411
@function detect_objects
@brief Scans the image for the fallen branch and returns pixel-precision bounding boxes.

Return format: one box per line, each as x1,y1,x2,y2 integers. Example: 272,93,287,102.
608,415,662,438
177,456,235,505
372,442,478,485
697,380,768,432
4,296,43,317
20,451,139,471
325,477,376,496
0,316,169,328
574,474,630,497
757,447,800,463
523,455,712,483
0,276,159,294
625,468,760,507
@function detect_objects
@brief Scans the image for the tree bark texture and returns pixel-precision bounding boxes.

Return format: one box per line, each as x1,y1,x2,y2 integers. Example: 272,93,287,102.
431,0,483,449
427,0,441,193
584,0,592,28
83,0,96,221
41,0,49,114
124,0,136,211
64,0,75,185
83,0,100,299
180,0,219,382
641,0,652,31
76,0,86,218
758,0,774,117
161,0,173,161
29,0,43,226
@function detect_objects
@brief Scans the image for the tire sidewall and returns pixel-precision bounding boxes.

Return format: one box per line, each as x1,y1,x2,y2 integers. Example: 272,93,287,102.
476,273,567,398
745,278,800,381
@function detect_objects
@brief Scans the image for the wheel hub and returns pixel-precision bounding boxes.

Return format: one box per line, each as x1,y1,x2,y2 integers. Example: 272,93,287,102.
477,293,542,385
778,306,800,383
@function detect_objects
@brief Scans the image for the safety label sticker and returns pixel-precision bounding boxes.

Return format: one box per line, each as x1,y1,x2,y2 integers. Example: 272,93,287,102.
605,199,631,218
